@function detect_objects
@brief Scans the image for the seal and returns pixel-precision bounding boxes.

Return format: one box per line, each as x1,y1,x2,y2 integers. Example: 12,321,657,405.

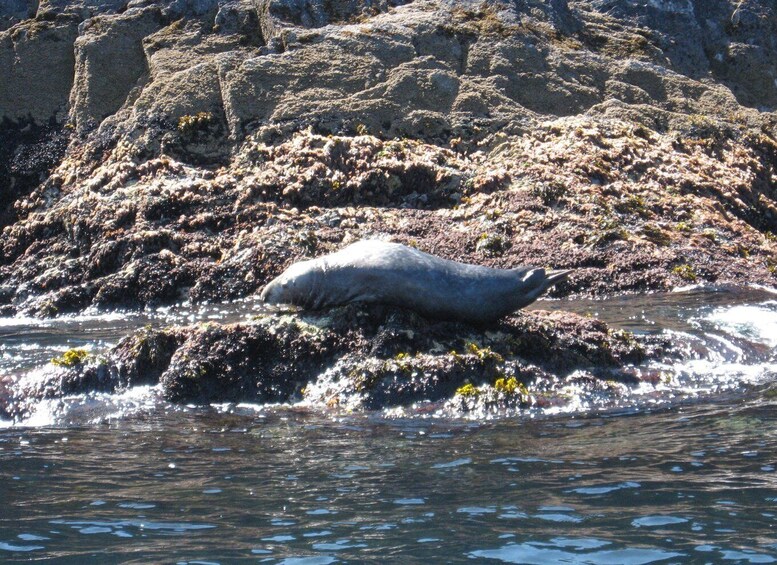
259,240,569,323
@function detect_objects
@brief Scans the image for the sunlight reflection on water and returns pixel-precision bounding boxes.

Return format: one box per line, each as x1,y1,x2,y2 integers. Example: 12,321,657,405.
1,400,776,563
0,287,776,562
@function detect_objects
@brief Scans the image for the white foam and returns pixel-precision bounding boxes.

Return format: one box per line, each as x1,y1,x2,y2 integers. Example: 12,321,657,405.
5,385,163,428
748,284,777,295
704,302,777,347
93,385,162,423
671,284,704,293
0,311,130,329
16,397,64,428
0,316,46,328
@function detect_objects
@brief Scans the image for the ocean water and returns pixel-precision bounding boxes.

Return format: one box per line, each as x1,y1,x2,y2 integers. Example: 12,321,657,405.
1,286,776,563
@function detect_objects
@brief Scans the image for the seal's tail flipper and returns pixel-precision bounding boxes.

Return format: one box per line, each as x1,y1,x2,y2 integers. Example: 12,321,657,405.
530,268,570,300
545,269,571,288
511,267,571,310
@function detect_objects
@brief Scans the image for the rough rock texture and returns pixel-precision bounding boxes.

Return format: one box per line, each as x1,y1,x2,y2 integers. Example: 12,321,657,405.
70,7,166,130
1,124,775,317
0,0,776,410
3,304,674,418
1,0,775,318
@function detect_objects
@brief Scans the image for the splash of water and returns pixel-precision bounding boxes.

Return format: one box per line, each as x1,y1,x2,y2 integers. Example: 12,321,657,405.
1,288,776,426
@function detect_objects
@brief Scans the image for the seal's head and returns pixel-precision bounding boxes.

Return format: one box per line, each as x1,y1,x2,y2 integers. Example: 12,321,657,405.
259,260,321,307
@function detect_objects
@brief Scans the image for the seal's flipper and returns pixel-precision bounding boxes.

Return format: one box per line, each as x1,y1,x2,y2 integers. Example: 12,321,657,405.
545,269,571,287
509,268,571,311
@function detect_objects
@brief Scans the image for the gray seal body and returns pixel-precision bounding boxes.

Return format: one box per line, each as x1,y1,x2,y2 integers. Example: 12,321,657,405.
259,240,569,324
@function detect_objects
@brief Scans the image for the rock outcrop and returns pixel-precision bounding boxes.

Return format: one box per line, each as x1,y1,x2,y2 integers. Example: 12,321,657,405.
0,0,777,315
3,304,673,419
1,0,775,317
0,125,774,318
0,0,775,411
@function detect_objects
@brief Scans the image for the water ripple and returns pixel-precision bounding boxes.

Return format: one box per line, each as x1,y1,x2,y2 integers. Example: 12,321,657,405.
469,539,685,564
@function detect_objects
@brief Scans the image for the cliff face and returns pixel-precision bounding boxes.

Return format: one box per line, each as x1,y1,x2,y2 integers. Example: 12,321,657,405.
3,0,775,136
1,0,776,316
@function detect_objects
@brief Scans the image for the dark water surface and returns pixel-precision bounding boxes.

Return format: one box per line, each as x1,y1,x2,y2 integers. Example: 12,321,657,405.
2,401,776,564
1,286,776,563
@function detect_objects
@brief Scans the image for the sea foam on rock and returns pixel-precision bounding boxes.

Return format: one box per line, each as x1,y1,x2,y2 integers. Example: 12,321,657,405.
2,304,674,418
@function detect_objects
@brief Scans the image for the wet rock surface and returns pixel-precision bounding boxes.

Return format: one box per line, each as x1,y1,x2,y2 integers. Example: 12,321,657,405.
3,304,675,418
0,0,775,410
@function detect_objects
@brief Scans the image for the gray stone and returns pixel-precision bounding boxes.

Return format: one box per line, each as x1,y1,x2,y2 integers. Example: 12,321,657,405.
0,0,36,31
0,18,79,123
257,0,407,42
69,7,164,130
1,0,777,326
581,0,777,109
